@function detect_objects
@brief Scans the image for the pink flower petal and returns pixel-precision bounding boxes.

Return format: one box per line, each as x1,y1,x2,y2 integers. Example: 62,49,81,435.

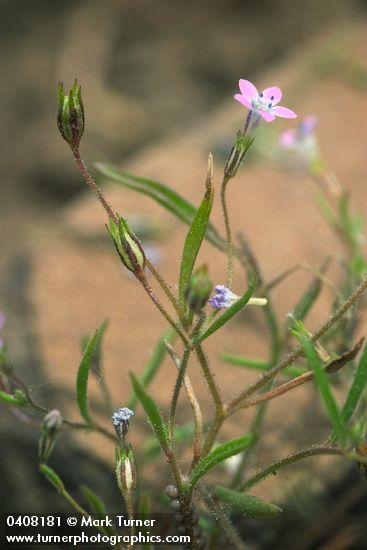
261,86,282,105
234,93,252,110
238,79,258,101
272,106,297,119
259,110,276,122
280,129,296,147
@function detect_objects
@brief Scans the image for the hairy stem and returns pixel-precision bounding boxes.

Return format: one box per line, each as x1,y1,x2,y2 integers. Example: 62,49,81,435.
10,373,117,442
73,148,118,223
239,445,342,492
165,342,203,466
146,258,187,326
168,348,192,442
196,344,225,456
221,176,234,288
227,274,367,413
141,278,188,345
197,482,246,550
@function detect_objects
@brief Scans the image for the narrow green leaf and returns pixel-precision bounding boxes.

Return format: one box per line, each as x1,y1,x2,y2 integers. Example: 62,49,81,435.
130,373,169,452
189,434,255,488
95,163,224,250
80,485,108,515
127,328,176,410
0,390,26,406
76,327,102,423
39,464,64,491
219,353,307,378
286,271,324,331
296,330,347,445
213,486,282,518
194,278,258,344
341,343,367,424
80,320,109,377
179,160,214,305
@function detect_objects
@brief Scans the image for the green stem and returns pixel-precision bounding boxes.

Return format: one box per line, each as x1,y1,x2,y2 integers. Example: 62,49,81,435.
141,278,188,345
165,447,184,494
10,373,117,442
232,234,281,484
165,342,203,466
197,482,246,550
239,445,342,492
227,274,367,412
263,297,281,367
230,400,268,489
221,175,234,288
146,258,187,326
73,148,118,223
168,348,191,442
125,495,135,550
60,488,124,548
195,344,225,456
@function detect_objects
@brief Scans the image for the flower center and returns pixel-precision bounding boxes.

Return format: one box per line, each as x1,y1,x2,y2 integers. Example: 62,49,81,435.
253,92,275,112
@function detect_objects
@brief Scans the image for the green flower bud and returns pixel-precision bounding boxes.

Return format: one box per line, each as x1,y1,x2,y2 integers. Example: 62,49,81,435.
38,409,63,463
224,131,254,179
115,445,137,498
185,264,213,313
107,215,146,276
57,79,85,150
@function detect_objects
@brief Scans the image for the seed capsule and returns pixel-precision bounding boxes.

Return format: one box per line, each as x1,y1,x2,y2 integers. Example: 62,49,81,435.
57,80,85,151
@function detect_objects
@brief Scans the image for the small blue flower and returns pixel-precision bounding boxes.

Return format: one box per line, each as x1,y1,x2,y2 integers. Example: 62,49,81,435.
112,407,134,440
208,285,237,309
208,285,267,310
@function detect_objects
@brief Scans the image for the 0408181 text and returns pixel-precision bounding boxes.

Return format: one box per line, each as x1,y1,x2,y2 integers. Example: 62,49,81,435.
6,516,61,527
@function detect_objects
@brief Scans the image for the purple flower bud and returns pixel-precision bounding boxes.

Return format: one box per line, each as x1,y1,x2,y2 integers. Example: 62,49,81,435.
209,285,267,309
208,285,237,309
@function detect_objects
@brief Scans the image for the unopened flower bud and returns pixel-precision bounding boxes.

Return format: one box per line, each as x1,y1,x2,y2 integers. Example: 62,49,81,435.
43,409,63,436
38,409,63,463
185,265,213,313
57,79,85,151
112,407,134,440
224,131,254,179
107,216,146,276
115,444,137,497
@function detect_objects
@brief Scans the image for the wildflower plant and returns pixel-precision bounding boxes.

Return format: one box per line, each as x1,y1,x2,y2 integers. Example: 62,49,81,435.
1,78,367,549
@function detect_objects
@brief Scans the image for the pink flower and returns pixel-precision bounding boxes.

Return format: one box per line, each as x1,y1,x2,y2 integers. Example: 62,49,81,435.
279,115,319,162
280,114,317,148
234,79,297,122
